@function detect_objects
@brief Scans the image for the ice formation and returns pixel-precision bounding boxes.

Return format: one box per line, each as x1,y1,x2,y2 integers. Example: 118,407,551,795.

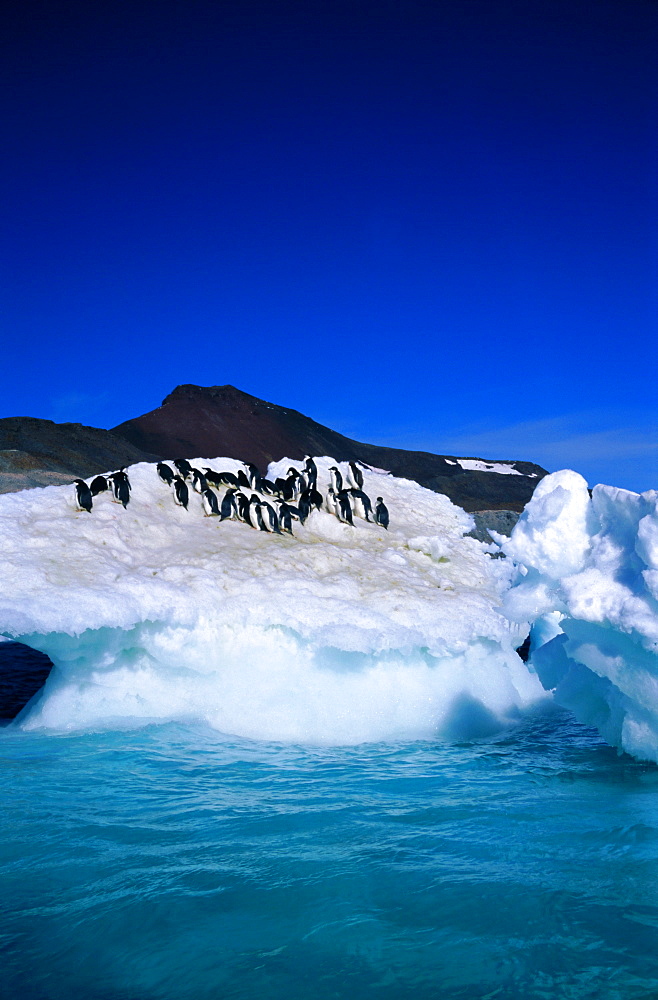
502,470,658,762
0,456,543,742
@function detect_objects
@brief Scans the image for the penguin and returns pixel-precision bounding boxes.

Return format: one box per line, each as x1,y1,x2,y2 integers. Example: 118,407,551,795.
109,470,130,508
246,463,260,489
299,486,322,517
347,461,364,491
191,469,208,493
90,475,108,496
157,463,174,486
304,457,317,489
348,489,373,521
336,490,354,525
114,478,130,508
375,497,389,530
260,500,282,534
73,479,93,512
297,492,312,524
205,469,239,488
202,488,220,516
237,469,251,490
235,492,250,522
220,488,238,521
173,458,192,479
250,498,269,532
173,476,189,509
248,494,263,529
256,477,277,495
326,487,338,516
276,501,299,535
329,466,343,493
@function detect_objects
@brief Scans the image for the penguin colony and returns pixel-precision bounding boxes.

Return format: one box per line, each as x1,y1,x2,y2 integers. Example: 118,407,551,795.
73,457,390,534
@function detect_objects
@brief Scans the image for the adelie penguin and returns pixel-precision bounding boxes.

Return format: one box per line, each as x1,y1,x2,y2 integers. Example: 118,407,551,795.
109,470,130,508
375,497,389,530
191,469,208,493
157,463,174,486
276,501,299,535
173,458,192,479
73,479,93,513
329,467,343,493
347,461,364,491
336,490,354,525
304,457,317,490
349,489,373,521
220,488,238,521
260,500,282,534
202,488,220,516
173,476,189,509
90,475,108,496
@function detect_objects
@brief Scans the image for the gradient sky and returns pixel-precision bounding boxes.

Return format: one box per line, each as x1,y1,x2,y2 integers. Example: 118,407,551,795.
1,0,656,491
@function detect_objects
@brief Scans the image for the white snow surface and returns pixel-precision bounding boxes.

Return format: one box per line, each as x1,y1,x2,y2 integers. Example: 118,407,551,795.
452,459,533,476
0,456,543,742
502,470,658,762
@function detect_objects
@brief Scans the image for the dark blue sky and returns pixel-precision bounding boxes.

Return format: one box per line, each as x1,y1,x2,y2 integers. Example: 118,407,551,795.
2,0,656,490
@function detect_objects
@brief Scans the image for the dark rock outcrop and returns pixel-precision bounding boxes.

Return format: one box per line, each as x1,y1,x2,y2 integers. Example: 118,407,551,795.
467,509,521,543
112,384,547,512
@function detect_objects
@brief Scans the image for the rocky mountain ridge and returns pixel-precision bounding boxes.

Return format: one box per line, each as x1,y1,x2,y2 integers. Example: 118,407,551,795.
0,384,547,513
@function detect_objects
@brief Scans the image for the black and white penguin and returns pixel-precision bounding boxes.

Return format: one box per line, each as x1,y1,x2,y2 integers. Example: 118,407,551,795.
325,487,338,516
375,497,389,530
173,476,189,509
304,457,317,489
202,488,220,516
237,469,251,490
349,489,373,521
220,488,238,521
192,469,208,493
235,492,250,522
257,477,277,495
157,463,174,486
329,467,343,493
109,470,130,508
173,458,192,479
248,494,263,529
260,501,281,534
336,490,354,525
90,475,108,496
73,479,93,512
246,463,260,489
205,469,239,488
297,492,312,524
276,501,299,535
347,461,364,490
249,498,269,532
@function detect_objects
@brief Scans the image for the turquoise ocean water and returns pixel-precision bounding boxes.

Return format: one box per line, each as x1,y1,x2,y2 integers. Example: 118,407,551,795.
2,707,658,1000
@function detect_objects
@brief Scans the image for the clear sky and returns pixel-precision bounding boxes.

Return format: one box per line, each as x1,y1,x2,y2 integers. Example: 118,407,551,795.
1,0,656,491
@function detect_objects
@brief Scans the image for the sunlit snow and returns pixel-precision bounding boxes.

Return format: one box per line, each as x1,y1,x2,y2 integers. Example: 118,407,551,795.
0,456,542,742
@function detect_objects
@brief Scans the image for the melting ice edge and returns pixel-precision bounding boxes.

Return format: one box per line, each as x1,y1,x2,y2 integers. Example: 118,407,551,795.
1,457,657,761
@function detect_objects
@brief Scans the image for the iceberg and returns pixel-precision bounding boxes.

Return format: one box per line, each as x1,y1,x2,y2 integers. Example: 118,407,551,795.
502,470,658,762
0,456,543,742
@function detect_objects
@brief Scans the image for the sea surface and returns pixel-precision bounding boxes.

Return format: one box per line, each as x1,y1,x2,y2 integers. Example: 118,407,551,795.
3,697,658,1000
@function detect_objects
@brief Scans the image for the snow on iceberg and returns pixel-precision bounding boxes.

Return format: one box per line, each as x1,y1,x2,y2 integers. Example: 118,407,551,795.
502,470,658,762
0,457,543,742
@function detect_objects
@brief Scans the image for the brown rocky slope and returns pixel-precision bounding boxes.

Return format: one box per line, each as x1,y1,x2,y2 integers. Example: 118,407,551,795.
112,384,547,513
